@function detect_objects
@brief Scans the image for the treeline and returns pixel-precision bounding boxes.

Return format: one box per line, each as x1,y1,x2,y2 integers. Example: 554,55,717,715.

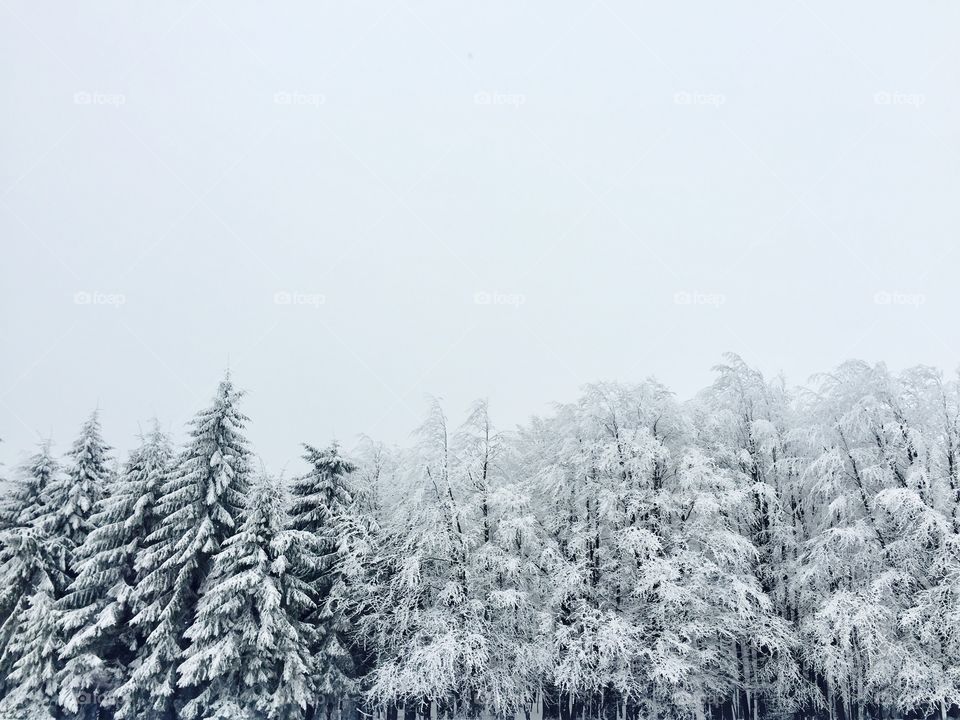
0,356,959,720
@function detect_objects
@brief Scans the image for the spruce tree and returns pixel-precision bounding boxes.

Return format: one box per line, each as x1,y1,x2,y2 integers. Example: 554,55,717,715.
289,442,357,719
178,474,314,719
118,374,252,720
0,443,68,696
0,588,64,719
5,413,113,716
290,443,356,537
39,411,112,558
0,440,59,529
58,423,173,717
0,526,69,698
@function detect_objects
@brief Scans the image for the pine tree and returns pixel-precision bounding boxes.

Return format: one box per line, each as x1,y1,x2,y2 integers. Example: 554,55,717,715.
289,441,358,718
0,525,70,698
39,411,113,561
0,443,69,696
2,413,113,716
0,588,64,719
118,374,252,720
178,473,314,719
290,443,356,538
0,440,59,529
58,423,173,717
0,358,958,719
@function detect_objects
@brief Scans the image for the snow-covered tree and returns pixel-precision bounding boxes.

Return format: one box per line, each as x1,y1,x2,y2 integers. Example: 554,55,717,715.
39,411,112,557
662,449,799,719
178,473,314,719
452,401,551,715
0,524,70,699
6,411,115,716
0,440,59,530
58,423,173,717
118,374,252,720
0,588,64,719
290,442,361,719
520,382,683,718
365,400,551,719
332,437,388,719
792,362,950,718
0,357,957,719
0,443,69,698
0,421,109,719
364,490,480,715
878,487,960,716
362,401,482,716
692,356,808,715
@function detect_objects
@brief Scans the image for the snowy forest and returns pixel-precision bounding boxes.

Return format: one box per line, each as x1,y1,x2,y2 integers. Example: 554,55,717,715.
0,355,958,720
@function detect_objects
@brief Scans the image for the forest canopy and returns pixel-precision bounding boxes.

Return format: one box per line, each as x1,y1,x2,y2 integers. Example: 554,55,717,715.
0,355,958,720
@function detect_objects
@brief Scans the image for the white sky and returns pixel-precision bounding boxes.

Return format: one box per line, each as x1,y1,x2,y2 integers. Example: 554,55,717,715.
2,1,959,473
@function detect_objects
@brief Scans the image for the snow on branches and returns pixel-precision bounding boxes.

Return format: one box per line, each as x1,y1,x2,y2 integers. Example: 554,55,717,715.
0,358,958,719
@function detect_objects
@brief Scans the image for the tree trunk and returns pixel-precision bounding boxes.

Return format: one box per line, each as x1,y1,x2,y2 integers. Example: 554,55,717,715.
559,692,572,720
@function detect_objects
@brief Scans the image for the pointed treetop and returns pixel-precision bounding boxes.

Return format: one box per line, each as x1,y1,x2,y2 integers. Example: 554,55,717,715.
245,472,284,522
301,441,356,476
143,417,166,443
68,409,112,466
212,370,244,407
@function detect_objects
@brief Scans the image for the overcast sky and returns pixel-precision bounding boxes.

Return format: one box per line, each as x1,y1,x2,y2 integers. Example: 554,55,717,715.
2,1,958,473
